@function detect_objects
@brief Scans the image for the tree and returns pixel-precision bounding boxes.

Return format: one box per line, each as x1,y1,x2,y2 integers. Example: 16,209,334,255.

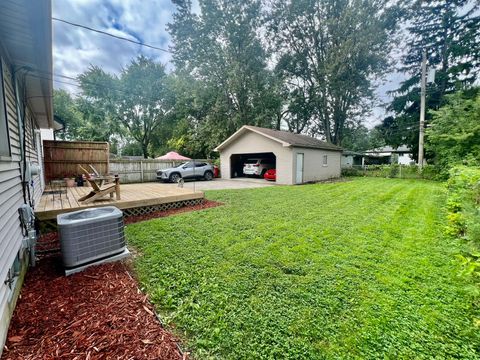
168,0,281,156
53,88,119,142
385,0,480,155
79,56,173,158
267,0,398,145
52,89,82,140
374,115,417,152
341,124,384,152
121,141,144,157
74,96,119,142
426,88,480,169
282,85,316,135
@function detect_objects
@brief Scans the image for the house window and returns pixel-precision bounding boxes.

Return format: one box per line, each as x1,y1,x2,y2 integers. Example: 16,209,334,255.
0,60,11,158
323,155,328,166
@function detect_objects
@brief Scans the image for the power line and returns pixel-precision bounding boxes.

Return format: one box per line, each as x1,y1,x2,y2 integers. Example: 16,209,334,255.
26,71,171,104
34,70,421,134
32,72,420,140
52,17,171,53
23,65,174,105
28,68,418,135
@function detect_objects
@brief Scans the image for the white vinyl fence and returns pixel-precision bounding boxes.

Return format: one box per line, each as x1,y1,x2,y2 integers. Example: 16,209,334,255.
109,159,209,183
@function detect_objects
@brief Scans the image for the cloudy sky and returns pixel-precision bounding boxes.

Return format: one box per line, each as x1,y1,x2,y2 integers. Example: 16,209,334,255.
53,0,178,92
52,0,401,127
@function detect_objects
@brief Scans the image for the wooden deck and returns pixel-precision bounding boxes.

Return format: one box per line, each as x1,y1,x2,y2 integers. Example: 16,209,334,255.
35,182,204,221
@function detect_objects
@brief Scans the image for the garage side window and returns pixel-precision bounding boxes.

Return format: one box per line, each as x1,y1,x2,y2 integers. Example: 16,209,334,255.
323,155,328,166
0,60,11,158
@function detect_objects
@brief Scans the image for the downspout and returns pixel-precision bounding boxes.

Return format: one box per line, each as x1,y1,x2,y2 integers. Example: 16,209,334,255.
19,71,33,208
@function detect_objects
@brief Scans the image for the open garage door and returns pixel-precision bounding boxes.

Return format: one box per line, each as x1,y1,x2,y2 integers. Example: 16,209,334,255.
230,152,276,180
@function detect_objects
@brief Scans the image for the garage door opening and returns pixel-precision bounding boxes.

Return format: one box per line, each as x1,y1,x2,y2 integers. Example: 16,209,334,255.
230,153,276,181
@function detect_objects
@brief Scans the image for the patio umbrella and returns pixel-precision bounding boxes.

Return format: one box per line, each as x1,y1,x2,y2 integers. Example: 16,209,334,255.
155,151,191,161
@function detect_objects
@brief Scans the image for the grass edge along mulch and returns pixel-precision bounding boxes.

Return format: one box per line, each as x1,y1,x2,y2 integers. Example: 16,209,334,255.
2,200,223,359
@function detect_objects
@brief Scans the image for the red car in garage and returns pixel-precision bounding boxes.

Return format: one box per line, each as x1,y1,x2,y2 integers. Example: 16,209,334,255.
263,169,276,181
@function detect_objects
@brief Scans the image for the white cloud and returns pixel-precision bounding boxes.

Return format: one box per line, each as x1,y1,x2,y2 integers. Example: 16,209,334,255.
52,0,174,94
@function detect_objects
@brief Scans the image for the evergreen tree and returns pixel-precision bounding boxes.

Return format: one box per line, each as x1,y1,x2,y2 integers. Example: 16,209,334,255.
384,0,480,156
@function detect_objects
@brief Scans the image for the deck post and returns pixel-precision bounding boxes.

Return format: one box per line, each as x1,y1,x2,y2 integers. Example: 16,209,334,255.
115,175,121,200
140,161,144,183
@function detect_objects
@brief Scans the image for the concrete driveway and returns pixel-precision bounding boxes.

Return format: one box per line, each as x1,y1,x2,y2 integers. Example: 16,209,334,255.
164,178,275,191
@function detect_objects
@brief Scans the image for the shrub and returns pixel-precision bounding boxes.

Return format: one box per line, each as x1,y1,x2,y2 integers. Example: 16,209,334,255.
447,166,480,282
445,212,465,237
420,165,445,180
388,164,399,177
342,164,442,180
341,167,361,177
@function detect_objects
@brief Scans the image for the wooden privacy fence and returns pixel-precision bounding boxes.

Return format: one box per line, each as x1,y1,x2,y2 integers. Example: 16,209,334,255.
43,140,109,183
109,160,177,183
110,159,209,183
43,140,208,184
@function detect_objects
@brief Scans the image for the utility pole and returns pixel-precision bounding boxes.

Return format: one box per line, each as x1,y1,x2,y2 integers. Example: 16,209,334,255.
418,50,427,168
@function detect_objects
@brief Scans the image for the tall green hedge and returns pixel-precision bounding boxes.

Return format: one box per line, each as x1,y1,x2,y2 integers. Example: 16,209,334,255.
446,166,480,288
446,166,480,242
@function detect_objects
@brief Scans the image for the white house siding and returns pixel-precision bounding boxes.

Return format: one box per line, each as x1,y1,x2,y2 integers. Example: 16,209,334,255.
0,55,43,349
397,153,413,165
292,147,341,183
341,155,354,168
219,131,293,185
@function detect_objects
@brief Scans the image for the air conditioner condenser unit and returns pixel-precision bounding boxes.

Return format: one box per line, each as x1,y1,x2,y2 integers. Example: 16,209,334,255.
57,206,128,274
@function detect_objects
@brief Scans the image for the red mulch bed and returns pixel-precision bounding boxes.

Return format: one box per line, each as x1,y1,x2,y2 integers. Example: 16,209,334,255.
2,200,222,359
2,259,184,360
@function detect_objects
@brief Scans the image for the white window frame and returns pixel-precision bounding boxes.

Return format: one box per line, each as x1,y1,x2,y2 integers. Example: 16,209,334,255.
322,154,328,167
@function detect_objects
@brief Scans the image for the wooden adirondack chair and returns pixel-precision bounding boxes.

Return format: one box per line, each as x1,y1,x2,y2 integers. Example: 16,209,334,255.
77,165,120,204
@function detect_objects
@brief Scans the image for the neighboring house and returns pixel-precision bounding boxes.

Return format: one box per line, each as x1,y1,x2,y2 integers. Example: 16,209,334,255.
215,125,342,185
364,145,414,165
0,0,53,352
341,150,364,168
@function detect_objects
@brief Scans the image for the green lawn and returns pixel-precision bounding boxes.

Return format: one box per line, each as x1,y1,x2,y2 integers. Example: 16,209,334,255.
126,178,480,359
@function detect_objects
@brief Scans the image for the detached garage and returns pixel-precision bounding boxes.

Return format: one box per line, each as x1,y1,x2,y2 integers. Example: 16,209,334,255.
215,126,342,185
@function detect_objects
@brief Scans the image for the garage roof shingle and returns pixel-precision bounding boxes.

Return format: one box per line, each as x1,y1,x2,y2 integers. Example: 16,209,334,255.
248,126,343,151
215,125,343,152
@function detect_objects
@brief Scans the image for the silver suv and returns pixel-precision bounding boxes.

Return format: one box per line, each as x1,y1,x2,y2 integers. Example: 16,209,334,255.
157,161,214,183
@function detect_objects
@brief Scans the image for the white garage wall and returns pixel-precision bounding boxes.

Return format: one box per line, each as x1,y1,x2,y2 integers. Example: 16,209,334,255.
219,131,293,185
292,147,341,183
